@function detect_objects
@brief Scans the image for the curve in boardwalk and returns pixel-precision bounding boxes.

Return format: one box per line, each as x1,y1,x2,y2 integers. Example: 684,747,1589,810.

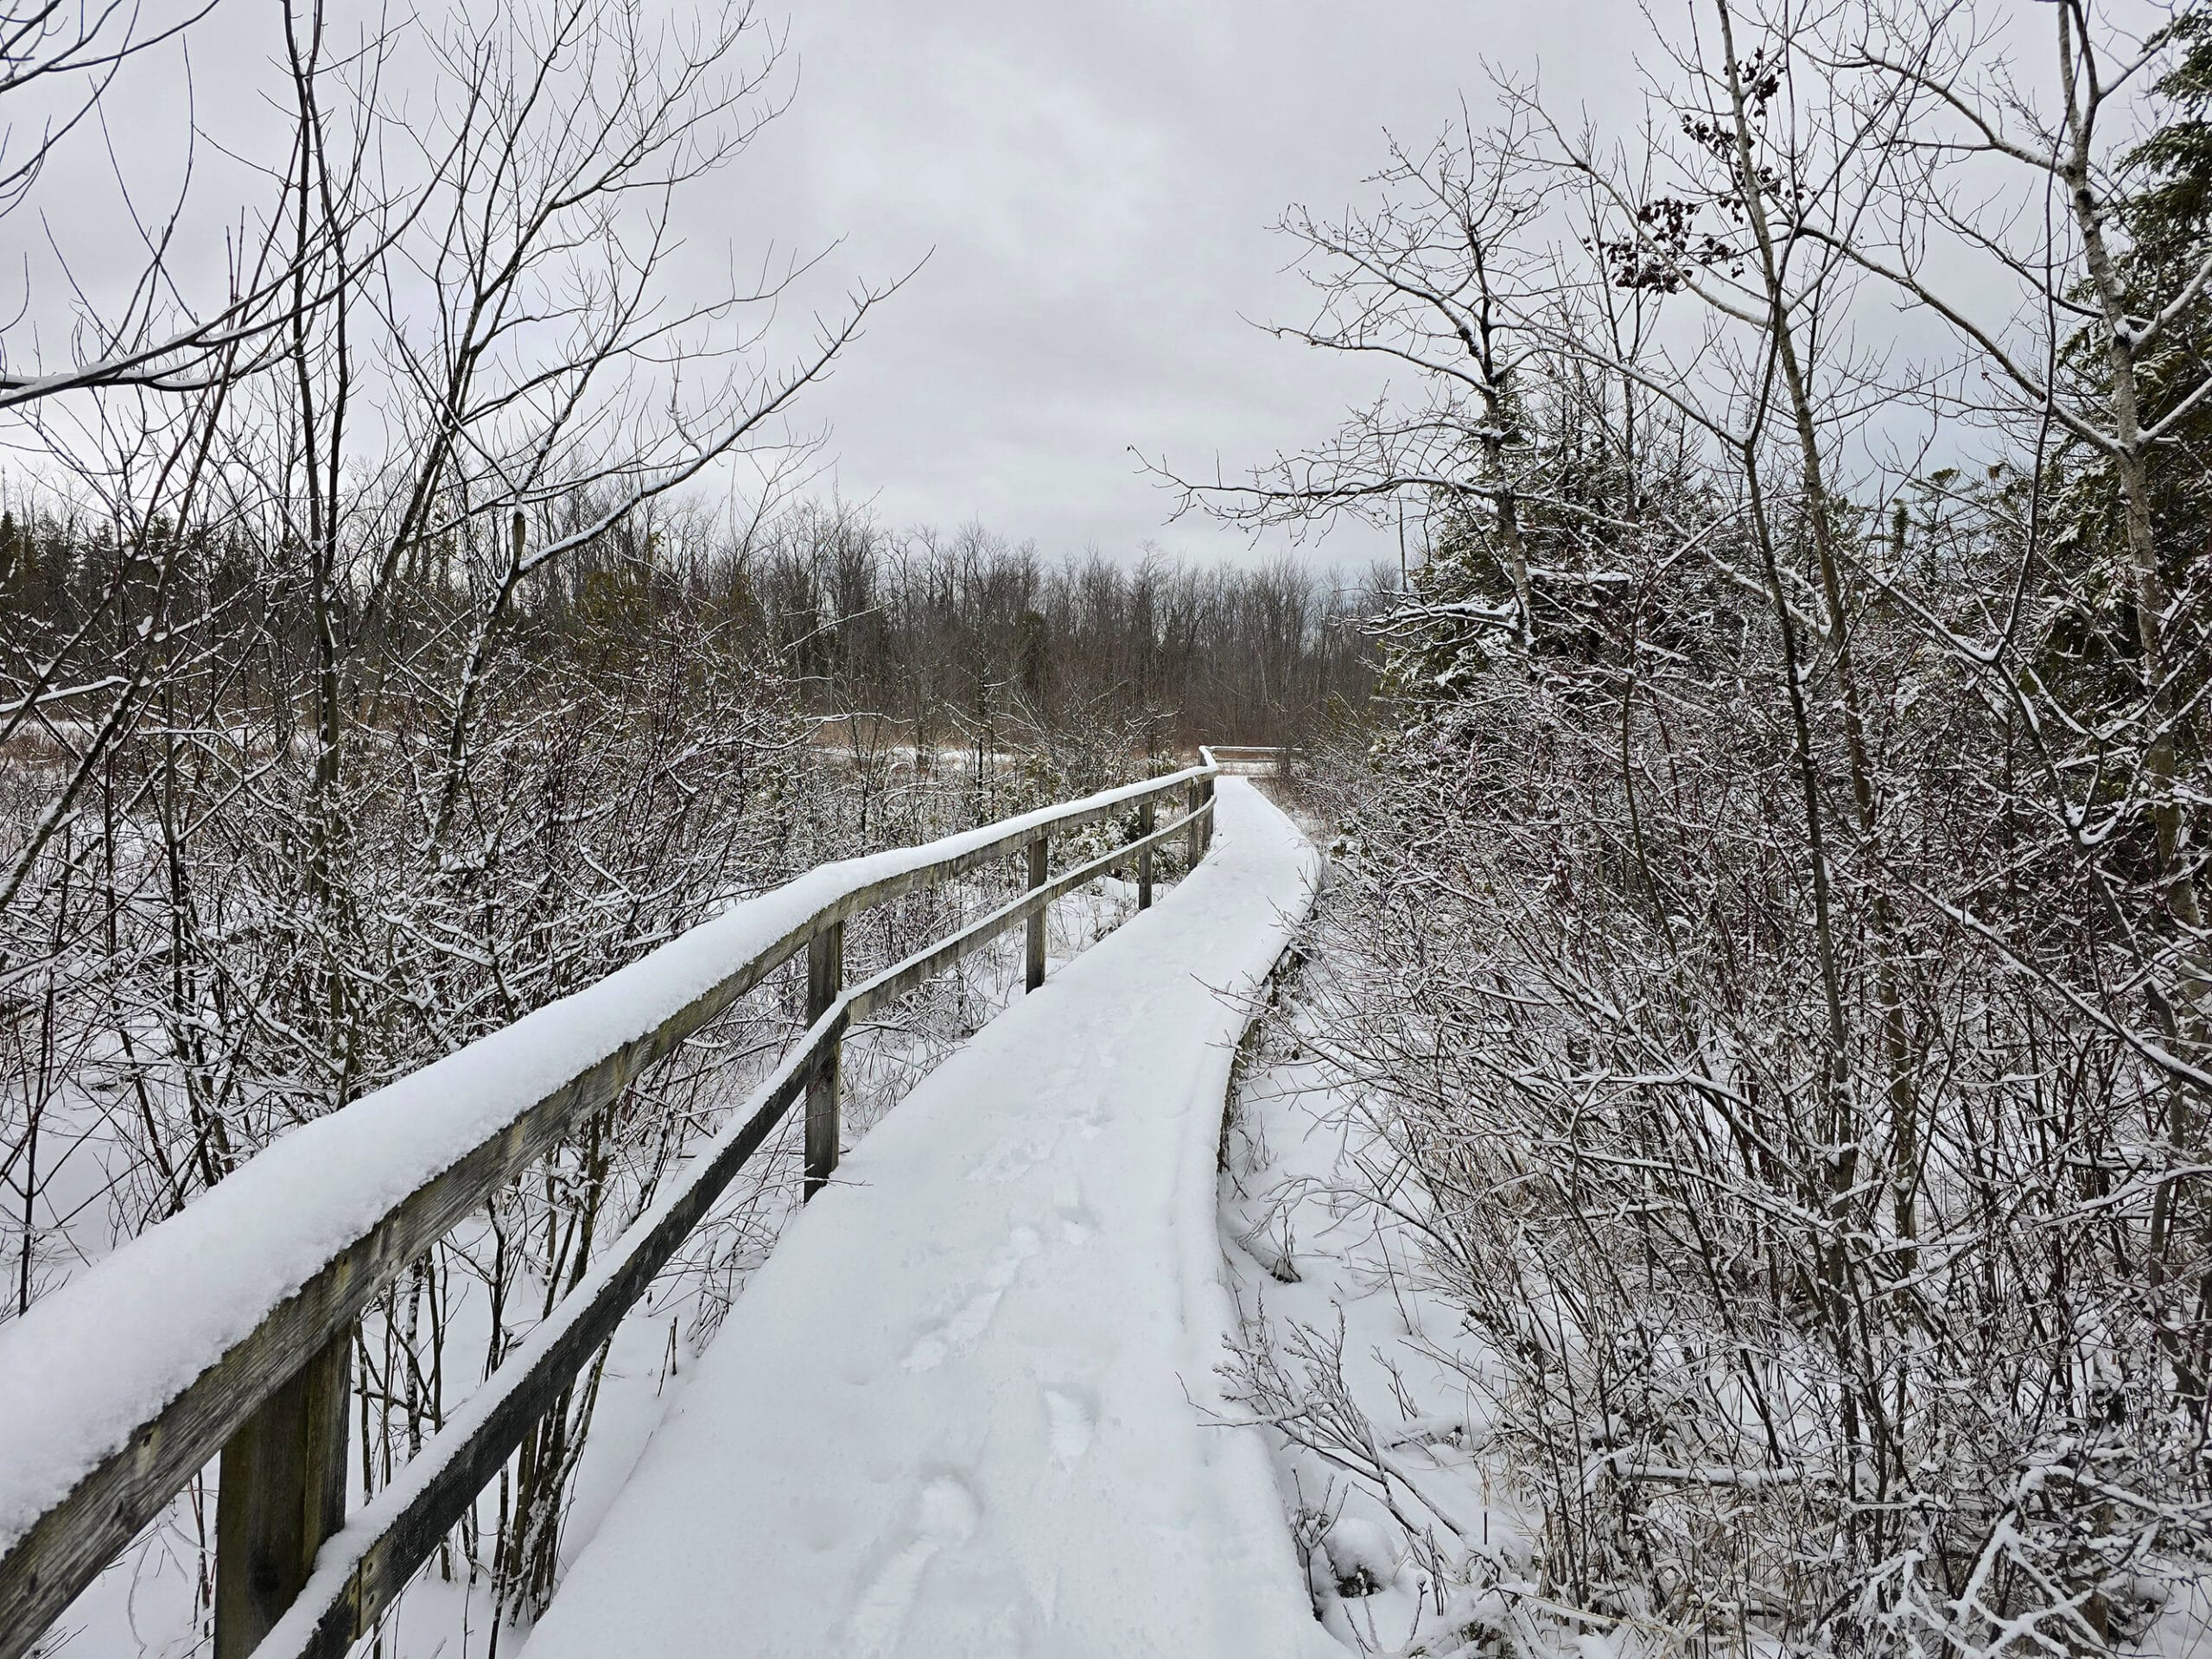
519,778,1333,1659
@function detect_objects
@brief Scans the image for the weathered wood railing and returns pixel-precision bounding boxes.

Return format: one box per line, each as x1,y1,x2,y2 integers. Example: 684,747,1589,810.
1207,743,1293,777
0,753,1223,1659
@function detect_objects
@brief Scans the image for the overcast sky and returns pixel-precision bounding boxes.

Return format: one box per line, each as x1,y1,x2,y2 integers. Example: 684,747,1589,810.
702,0,1637,568
12,2,2181,566
8,1,1676,565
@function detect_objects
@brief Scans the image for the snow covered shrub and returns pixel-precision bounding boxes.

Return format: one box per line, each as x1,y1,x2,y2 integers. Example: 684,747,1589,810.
1287,597,2212,1651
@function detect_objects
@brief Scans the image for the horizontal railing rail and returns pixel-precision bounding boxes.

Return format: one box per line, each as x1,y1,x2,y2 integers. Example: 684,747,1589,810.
0,752,1222,1659
1206,744,1292,775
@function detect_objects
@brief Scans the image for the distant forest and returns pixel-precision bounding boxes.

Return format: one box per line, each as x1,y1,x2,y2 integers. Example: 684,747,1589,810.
2,492,1378,775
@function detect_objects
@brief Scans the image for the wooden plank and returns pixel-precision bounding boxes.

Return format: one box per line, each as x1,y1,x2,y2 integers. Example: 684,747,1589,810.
817,765,1208,932
213,1330,349,1658
1025,837,1048,992
0,762,1220,1659
804,922,843,1199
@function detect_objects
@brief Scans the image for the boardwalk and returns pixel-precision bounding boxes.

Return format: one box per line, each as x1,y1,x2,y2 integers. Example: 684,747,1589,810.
520,778,1332,1659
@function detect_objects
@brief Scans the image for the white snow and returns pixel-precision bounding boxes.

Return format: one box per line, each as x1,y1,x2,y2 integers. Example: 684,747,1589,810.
516,778,1334,1659
1217,950,1528,1655
0,766,1206,1560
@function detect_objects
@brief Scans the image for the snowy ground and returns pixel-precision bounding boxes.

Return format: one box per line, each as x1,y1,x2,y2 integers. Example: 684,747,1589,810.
516,778,1333,1659
1217,992,1541,1659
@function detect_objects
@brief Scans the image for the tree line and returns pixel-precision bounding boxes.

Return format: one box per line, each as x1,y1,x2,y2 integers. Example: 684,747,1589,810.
2,489,1375,774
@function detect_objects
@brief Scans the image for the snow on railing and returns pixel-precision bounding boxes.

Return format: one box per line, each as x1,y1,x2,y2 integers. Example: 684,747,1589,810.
0,754,1222,1659
1207,744,1294,778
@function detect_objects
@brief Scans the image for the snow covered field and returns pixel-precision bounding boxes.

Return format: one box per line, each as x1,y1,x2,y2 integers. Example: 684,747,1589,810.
517,778,1331,1659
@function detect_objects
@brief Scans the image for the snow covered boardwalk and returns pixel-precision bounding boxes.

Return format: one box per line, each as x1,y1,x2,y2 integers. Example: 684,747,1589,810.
521,778,1333,1659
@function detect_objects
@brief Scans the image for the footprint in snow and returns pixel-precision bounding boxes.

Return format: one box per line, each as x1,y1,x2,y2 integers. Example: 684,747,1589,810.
966,1138,1044,1185
1052,1179,1097,1243
899,1227,1041,1373
841,1473,980,1658
1041,1386,1096,1468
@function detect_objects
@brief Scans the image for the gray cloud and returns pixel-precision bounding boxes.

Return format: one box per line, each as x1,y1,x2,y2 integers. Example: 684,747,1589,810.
7,0,1640,566
709,0,1636,565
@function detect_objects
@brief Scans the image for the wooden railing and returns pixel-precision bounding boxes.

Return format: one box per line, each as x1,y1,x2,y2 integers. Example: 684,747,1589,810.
0,754,1222,1659
1207,744,1293,777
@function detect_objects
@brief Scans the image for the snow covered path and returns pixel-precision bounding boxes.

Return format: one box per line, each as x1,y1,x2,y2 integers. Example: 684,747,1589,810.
519,778,1335,1659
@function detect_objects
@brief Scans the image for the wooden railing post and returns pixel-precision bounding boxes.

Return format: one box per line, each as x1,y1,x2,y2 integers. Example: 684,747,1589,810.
1026,836,1048,991
213,1329,351,1659
1137,799,1154,911
1201,774,1216,854
1186,780,1202,870
804,920,842,1200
